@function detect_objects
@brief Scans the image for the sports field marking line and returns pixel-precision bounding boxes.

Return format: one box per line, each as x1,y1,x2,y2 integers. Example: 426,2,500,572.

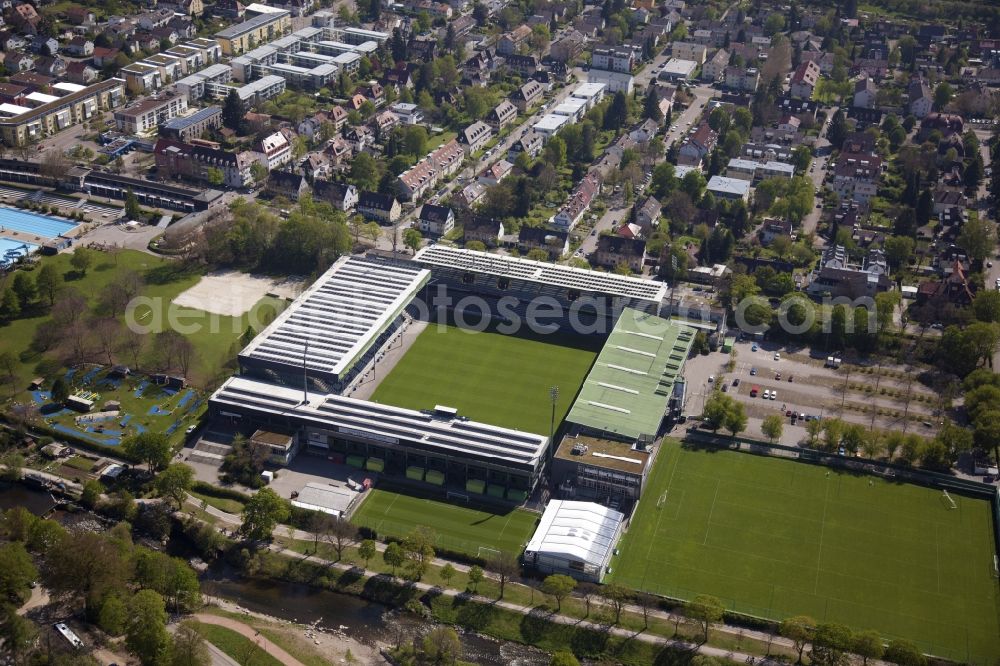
702,481,721,546
814,478,830,595
381,492,400,517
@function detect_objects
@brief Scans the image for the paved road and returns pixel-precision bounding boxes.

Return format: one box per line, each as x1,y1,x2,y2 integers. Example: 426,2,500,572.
801,105,837,239
193,613,308,666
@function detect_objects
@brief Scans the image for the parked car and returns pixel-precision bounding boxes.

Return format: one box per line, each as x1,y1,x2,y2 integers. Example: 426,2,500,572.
732,378,740,386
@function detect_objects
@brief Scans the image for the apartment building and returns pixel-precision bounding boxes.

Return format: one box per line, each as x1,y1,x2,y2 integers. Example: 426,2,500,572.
0,78,126,145
396,139,465,201
159,105,222,141
154,137,256,188
114,93,188,133
591,46,634,73
215,10,292,55
671,41,707,64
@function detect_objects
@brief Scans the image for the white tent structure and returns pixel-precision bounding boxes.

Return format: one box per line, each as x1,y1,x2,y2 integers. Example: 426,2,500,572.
523,500,625,582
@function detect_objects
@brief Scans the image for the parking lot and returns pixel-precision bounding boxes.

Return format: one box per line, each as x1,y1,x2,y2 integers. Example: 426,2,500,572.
680,339,943,445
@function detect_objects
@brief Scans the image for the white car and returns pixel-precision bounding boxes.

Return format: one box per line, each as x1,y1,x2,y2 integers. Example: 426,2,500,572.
773,352,781,361
770,391,777,401
762,389,771,399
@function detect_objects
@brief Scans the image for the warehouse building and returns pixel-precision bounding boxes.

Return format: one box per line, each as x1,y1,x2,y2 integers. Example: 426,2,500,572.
523,500,625,582
238,256,430,392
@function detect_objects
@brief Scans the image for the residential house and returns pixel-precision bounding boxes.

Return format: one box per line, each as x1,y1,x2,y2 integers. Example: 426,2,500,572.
417,204,455,237
678,123,717,165
12,3,40,33
66,61,99,84
265,170,310,200
313,180,358,211
505,54,539,76
464,215,504,247
397,138,465,201
154,138,256,188
759,218,794,245
777,115,801,133
724,66,759,92
390,103,423,125
3,52,34,72
552,170,600,230
345,125,374,152
371,109,399,134
486,99,517,131
458,120,492,153
633,195,660,233
33,55,66,78
853,78,877,109
518,226,569,259
453,181,487,211
701,48,728,81
591,46,634,73
595,235,646,272
706,175,751,201
0,31,26,51
549,31,586,63
629,118,660,143
497,25,532,55
908,78,933,118
832,152,881,203
807,245,892,299
789,61,820,99
65,6,96,25
328,105,348,130
357,191,401,224
671,41,707,64
477,159,512,186
933,189,967,214
258,131,291,169
510,79,544,112
508,130,544,160
91,47,120,68
31,35,58,55
64,37,94,57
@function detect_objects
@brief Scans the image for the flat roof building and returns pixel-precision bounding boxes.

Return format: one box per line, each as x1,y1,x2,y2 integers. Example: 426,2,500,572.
209,376,549,499
215,9,292,55
565,308,695,440
0,78,125,145
706,174,752,200
659,58,698,82
160,105,223,141
238,256,429,391
533,113,570,137
523,500,625,582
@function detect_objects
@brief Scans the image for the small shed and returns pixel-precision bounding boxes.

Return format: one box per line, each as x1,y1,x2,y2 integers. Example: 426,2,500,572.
103,400,121,412
30,377,45,390
66,394,94,412
109,365,131,378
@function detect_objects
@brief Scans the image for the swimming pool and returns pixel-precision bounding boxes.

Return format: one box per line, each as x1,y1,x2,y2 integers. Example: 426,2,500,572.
0,206,78,238
0,237,38,268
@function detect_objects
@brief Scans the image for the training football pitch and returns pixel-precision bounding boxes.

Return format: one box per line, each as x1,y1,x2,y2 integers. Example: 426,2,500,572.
352,487,539,557
609,441,1000,662
371,322,601,434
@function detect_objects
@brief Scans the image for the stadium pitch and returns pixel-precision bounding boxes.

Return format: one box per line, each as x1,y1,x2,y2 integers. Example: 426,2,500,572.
608,440,1000,663
352,486,539,557
370,320,601,435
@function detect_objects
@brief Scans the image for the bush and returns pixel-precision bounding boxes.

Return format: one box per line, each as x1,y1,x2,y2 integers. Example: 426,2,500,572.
191,481,251,504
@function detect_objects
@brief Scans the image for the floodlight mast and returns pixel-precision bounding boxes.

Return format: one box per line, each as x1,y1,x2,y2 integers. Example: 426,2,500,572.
301,337,310,405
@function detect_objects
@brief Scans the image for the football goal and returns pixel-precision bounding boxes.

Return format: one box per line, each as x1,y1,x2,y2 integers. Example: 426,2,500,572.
656,491,668,509
447,491,470,503
478,546,502,560
943,489,958,510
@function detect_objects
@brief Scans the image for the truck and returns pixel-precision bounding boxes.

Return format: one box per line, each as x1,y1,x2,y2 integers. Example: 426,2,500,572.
824,356,842,369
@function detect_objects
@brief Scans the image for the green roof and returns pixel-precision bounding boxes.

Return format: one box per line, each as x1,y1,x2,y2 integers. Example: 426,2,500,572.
565,309,695,440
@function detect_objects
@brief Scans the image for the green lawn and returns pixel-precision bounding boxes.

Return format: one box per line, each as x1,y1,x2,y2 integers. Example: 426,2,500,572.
352,486,539,557
190,622,284,666
609,440,1000,663
370,322,600,435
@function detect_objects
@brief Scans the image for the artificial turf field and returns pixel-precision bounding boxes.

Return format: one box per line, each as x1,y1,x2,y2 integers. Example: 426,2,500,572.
370,321,601,434
352,487,539,556
608,441,1000,662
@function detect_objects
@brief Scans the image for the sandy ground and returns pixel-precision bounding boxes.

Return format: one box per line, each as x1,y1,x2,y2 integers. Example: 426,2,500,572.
172,271,305,317
201,597,385,666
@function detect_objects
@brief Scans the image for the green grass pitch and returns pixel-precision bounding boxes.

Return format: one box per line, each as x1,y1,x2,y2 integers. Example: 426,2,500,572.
609,441,1000,663
371,322,601,435
352,487,539,556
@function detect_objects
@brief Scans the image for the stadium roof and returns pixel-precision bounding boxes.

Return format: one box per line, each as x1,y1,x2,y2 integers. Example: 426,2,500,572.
211,376,549,469
565,308,695,439
413,245,667,304
239,257,429,382
524,500,624,568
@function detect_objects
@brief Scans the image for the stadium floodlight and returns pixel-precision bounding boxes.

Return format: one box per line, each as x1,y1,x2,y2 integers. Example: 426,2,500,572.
549,385,559,451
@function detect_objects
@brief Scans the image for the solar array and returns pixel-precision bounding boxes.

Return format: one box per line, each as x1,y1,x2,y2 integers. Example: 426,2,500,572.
413,245,667,303
211,377,549,469
239,257,429,381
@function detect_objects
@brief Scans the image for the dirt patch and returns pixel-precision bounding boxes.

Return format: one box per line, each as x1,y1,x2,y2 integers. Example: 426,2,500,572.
172,271,304,317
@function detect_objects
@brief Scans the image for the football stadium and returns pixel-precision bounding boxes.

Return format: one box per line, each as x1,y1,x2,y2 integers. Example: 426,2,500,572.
207,250,1000,658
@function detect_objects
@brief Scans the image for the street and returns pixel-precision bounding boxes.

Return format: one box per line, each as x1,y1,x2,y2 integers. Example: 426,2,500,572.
800,105,837,239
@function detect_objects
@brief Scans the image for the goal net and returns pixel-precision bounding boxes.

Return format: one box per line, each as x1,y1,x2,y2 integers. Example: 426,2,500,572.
943,489,957,510
478,546,501,560
656,491,668,509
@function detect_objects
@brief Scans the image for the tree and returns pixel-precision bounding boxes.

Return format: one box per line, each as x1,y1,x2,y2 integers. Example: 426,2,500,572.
853,629,885,666
0,606,37,665
154,463,194,510
69,245,94,275
702,391,731,432
99,595,129,636
686,594,723,642
350,152,381,191
761,414,784,443
80,479,104,509
440,562,456,588
827,109,847,148
883,236,914,270
642,86,662,122
222,89,246,132
604,92,628,131
41,531,127,616
358,539,377,568
884,639,926,666
486,551,519,599
957,213,997,266
10,272,35,309
811,622,854,666
35,263,62,307
541,574,576,611
974,290,1000,323
126,589,170,666
781,615,816,663
650,162,676,198
239,488,289,543
933,82,953,111
0,542,37,604
402,228,422,254
550,651,581,666
543,135,566,167
123,432,172,473
324,519,359,562
383,542,405,576
422,626,462,665
171,621,211,666
526,248,550,262
206,167,224,187
723,401,748,436
467,565,484,592
601,583,629,624
250,161,268,186
125,188,142,220
0,288,19,323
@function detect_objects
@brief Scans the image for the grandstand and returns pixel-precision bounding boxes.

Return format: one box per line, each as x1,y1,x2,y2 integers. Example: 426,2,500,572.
209,376,549,500
565,308,695,441
413,246,668,328
238,256,429,392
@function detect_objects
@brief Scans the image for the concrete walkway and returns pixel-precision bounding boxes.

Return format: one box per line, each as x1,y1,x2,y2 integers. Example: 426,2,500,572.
193,613,307,666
